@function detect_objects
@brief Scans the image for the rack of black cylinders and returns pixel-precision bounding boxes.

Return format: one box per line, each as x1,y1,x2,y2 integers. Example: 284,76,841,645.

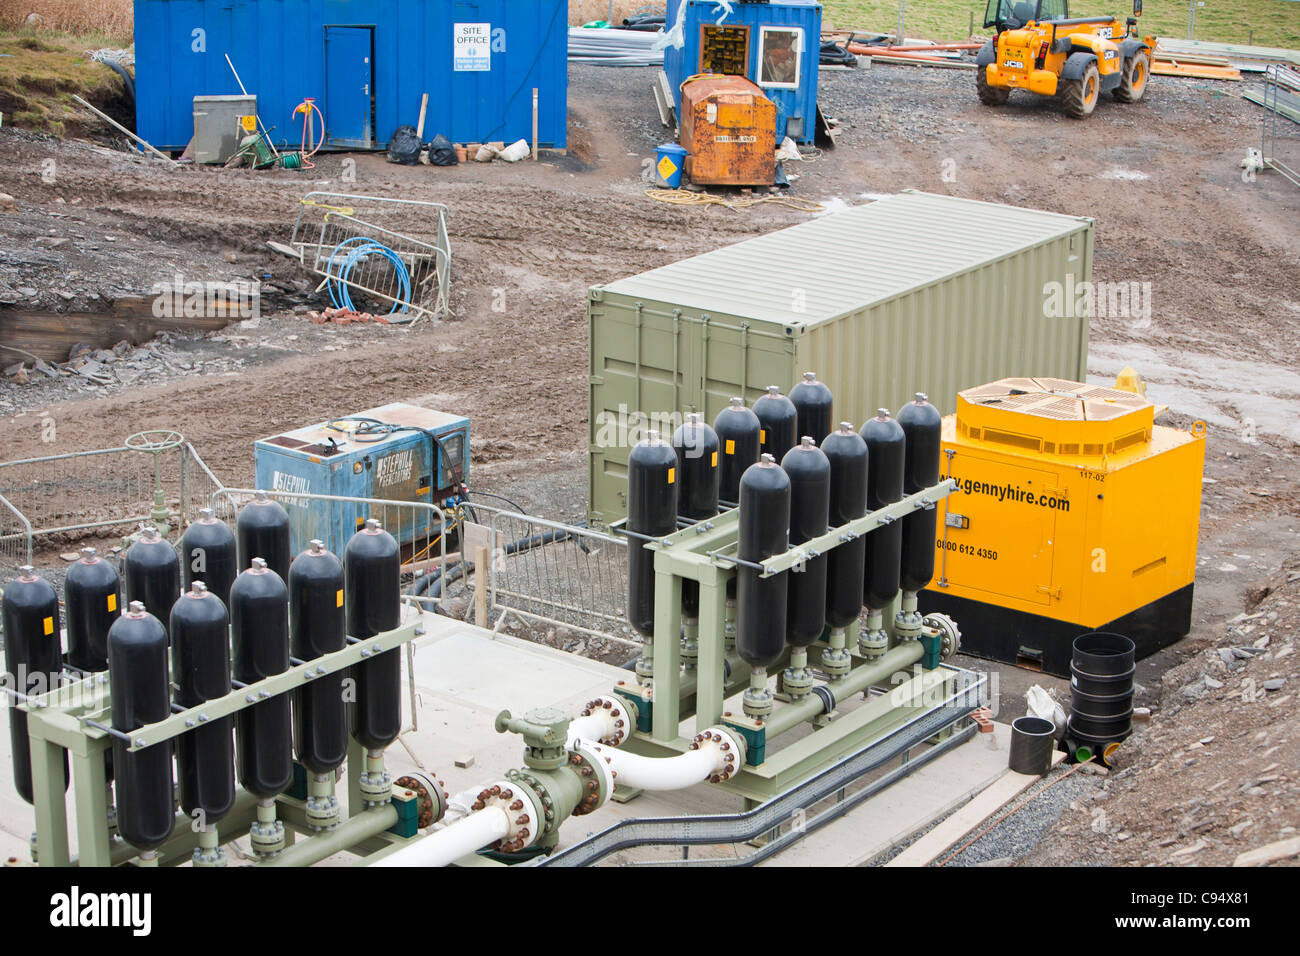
2,506,426,868
610,376,974,776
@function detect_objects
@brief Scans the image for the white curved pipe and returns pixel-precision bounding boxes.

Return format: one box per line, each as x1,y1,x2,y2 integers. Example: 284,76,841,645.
589,741,720,791
371,806,511,868
438,786,480,827
566,711,616,748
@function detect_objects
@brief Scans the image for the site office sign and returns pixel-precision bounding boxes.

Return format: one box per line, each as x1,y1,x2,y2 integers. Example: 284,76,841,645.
454,22,492,71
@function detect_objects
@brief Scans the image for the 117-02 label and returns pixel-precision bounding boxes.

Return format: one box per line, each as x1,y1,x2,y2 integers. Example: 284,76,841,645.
937,539,998,561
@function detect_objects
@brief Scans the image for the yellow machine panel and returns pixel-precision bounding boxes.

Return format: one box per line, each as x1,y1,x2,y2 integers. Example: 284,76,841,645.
918,377,1205,675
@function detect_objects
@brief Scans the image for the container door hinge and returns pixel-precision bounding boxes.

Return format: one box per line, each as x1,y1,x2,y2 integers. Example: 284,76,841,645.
1036,585,1062,600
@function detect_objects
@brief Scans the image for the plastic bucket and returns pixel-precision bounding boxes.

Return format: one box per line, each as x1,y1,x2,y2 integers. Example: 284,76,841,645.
654,143,689,188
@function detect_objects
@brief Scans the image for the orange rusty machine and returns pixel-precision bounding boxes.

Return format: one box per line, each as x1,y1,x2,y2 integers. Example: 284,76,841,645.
679,74,776,186
917,377,1206,677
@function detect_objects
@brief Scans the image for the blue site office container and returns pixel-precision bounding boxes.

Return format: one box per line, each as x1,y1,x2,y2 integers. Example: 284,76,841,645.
663,0,821,144
133,0,568,153
253,403,470,557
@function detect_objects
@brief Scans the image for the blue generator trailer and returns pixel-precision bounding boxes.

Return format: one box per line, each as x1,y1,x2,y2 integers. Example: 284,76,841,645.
254,403,469,557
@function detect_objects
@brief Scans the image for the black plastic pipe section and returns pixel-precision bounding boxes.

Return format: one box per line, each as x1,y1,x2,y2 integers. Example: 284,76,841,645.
1008,716,1055,775
1067,632,1136,757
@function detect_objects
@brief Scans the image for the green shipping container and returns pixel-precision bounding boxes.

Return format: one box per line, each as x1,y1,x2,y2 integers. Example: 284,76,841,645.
587,191,1094,526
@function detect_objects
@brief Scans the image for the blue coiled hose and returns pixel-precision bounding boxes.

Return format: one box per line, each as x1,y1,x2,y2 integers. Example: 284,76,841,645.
326,237,411,315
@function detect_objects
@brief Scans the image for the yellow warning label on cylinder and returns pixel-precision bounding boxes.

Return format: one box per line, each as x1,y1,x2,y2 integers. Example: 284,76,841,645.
43,616,54,636
667,467,676,484
760,429,766,444
726,439,735,455
711,451,718,467
336,589,344,608
657,155,678,181
106,593,117,613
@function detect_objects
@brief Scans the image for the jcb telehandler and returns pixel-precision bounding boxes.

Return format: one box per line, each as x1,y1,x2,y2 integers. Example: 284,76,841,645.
976,0,1156,118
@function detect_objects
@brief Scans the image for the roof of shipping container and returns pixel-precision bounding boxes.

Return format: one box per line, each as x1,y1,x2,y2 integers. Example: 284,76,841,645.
598,191,1092,327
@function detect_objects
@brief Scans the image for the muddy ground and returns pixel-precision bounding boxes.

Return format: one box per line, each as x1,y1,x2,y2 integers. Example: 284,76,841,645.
1,61,1298,865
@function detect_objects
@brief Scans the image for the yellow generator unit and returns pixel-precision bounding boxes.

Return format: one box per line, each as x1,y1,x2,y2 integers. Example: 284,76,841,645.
917,377,1205,676
679,74,776,187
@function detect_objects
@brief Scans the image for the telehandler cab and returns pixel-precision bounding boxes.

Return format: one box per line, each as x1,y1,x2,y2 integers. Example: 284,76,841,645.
976,0,1155,118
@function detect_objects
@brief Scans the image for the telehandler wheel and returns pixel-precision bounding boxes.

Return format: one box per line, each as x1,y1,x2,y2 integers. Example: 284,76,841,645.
1114,50,1150,103
1059,61,1101,118
976,66,1011,106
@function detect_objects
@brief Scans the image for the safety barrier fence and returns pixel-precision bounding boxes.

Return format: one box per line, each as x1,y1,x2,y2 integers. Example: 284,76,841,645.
290,192,452,323
0,436,223,587
457,503,633,643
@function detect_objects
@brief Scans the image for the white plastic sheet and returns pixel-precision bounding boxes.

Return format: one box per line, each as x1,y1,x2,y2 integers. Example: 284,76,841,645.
654,1,735,52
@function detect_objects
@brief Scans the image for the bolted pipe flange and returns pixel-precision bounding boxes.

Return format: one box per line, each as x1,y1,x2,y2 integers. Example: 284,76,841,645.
359,769,393,807
681,616,699,672
568,742,615,816
743,666,773,717
192,827,226,868
743,686,774,717
305,793,341,830
395,773,449,830
922,612,961,660
783,664,814,698
894,609,924,643
821,628,852,679
250,817,285,857
305,773,341,830
635,646,654,686
698,727,746,784
859,609,889,659
481,777,544,852
579,695,637,746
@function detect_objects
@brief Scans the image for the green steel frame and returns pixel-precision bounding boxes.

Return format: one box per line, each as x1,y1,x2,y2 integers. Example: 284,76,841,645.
615,480,963,803
19,612,424,867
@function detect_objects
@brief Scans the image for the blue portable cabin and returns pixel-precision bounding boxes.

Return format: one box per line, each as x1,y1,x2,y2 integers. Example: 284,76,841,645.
133,0,568,153
662,0,822,144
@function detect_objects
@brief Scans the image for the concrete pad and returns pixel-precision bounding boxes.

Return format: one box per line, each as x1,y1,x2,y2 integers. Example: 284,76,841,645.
391,615,744,856
887,735,1067,867
1,611,1006,867
759,721,1014,867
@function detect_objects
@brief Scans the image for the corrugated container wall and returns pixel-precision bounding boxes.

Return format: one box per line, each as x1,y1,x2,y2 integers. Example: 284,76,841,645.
587,191,1095,526
134,0,568,152
663,0,821,144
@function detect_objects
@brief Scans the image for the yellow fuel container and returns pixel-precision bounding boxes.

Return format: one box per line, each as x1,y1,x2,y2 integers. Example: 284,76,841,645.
917,377,1206,676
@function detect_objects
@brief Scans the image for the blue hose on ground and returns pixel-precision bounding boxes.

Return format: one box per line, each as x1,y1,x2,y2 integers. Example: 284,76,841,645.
326,237,411,315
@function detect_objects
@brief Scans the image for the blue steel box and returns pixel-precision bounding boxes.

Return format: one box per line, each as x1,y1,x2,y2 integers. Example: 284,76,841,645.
253,402,469,556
